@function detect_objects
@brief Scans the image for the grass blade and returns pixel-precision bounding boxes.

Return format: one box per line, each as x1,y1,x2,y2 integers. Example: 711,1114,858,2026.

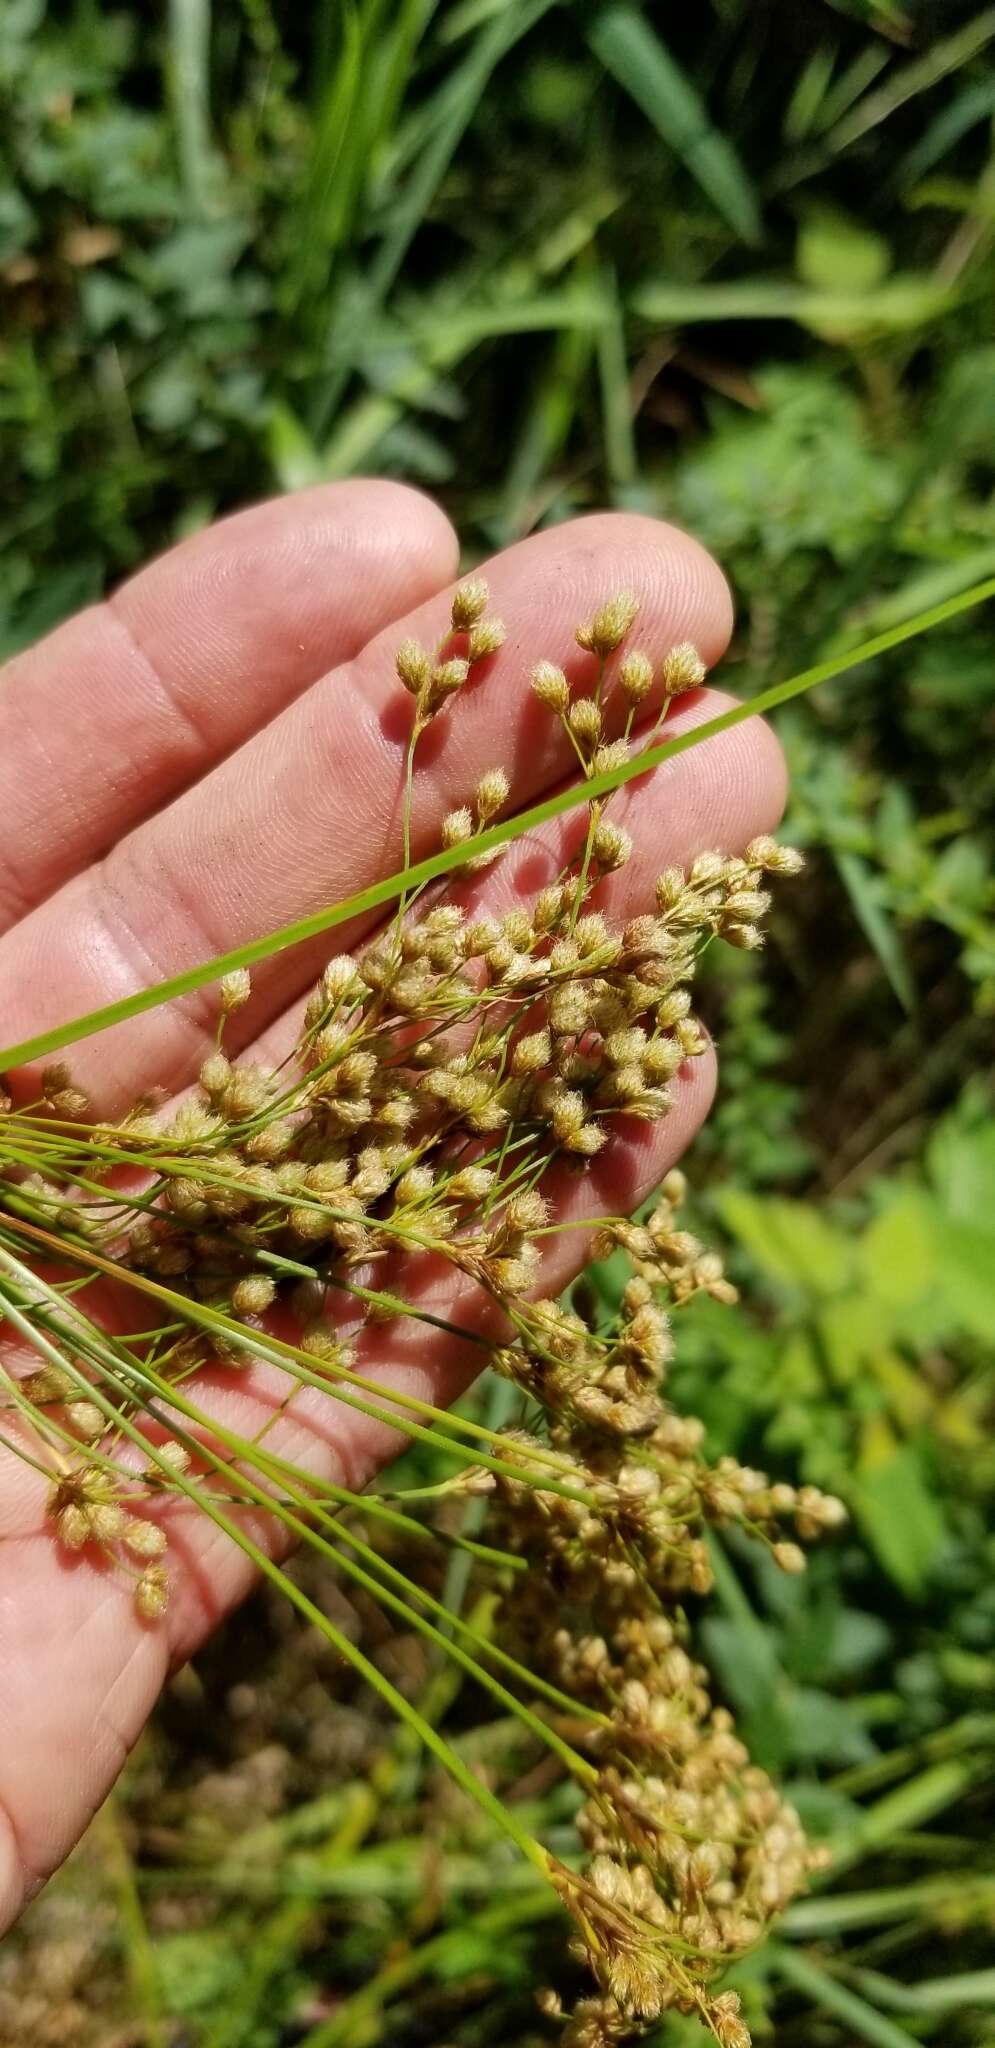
2,574,994,1073
769,1944,919,2048
168,0,216,211
632,275,950,330
589,6,761,244
835,849,916,1013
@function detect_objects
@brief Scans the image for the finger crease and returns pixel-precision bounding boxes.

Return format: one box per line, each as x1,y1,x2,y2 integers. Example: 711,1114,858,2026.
105,598,219,766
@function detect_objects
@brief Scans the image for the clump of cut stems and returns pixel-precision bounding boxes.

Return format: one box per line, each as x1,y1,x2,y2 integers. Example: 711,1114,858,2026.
0,582,846,2045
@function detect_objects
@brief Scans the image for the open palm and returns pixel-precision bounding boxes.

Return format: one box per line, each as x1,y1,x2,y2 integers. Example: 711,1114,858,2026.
0,483,785,1930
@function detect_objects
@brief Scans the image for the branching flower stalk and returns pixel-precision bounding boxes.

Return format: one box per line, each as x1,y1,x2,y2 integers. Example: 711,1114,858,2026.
0,583,848,2046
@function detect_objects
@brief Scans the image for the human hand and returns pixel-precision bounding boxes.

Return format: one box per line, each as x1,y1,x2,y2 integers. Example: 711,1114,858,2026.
0,483,785,1927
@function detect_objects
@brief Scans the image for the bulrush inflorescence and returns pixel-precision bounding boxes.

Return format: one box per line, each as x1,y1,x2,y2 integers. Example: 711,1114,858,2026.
0,580,841,2043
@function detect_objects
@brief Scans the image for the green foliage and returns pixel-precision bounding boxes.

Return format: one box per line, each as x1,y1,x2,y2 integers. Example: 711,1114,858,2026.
2,2,994,2045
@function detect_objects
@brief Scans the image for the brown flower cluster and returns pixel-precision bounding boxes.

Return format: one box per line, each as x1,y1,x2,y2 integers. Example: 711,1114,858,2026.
0,580,842,2043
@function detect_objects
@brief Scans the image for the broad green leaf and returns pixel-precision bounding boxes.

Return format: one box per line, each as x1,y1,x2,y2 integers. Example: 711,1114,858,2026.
858,1189,939,1305
717,1191,854,1297
816,1299,895,1385
853,1433,947,1596
797,207,891,293
932,1216,995,1341
929,1116,995,1228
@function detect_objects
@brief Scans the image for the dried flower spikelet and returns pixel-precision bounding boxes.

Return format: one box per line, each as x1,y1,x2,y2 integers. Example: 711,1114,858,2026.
591,739,629,777
569,697,602,744
531,660,570,712
467,616,505,661
231,1272,277,1319
661,641,707,695
576,591,639,656
66,1400,104,1441
124,1518,168,1561
23,1364,76,1404
145,1440,191,1482
450,578,489,630
395,637,432,695
200,1050,232,1098
220,968,251,1014
89,1501,125,1545
511,1028,553,1076
442,806,474,848
135,1564,170,1620
56,1502,91,1551
475,767,510,820
430,656,469,701
746,835,805,875
772,1541,807,1575
592,822,632,872
617,650,654,704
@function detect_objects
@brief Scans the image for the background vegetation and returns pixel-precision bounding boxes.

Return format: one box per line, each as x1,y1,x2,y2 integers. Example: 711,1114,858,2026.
1,0,994,2041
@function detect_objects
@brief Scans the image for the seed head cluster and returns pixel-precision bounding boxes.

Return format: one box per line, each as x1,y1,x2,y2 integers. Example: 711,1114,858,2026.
0,581,836,2043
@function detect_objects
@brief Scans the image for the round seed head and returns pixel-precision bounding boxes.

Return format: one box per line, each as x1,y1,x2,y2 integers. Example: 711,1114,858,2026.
124,1518,168,1561
467,616,505,660
66,1400,104,1441
220,968,251,1013
662,641,707,695
773,1541,806,1575
511,1028,553,1075
442,807,474,848
232,1272,277,1318
431,656,470,699
617,650,654,703
592,821,632,871
475,767,510,820
395,638,432,694
746,836,805,875
568,696,602,743
135,1564,170,1620
575,590,639,656
450,578,489,629
57,1503,91,1550
531,661,569,712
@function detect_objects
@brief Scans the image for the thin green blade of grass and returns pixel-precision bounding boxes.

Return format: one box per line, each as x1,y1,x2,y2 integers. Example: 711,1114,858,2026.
773,8,995,192
2,574,994,1074
588,5,762,244
312,0,559,433
889,74,995,189
281,2,363,311
811,40,892,137
319,284,612,478
370,0,559,305
319,181,621,475
835,849,916,1013
632,275,951,331
782,45,838,145
492,316,594,544
769,1944,919,2048
824,8,995,156
843,1962,995,2016
167,0,216,212
784,1872,995,1937
595,260,638,495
